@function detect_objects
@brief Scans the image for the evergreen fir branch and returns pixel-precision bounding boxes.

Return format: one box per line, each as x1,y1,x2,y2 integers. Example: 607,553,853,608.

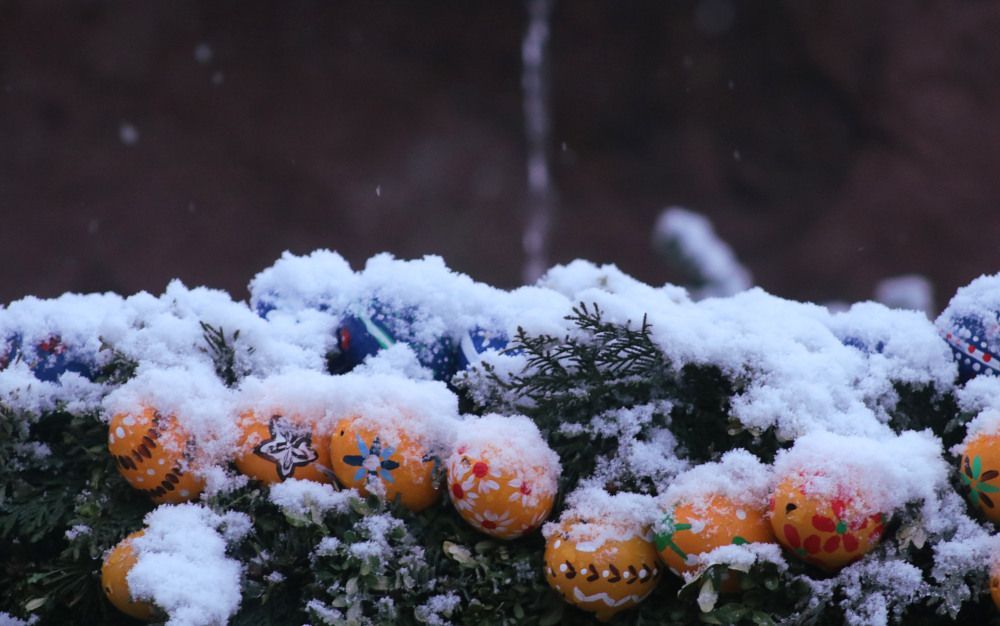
200,321,253,387
93,339,138,385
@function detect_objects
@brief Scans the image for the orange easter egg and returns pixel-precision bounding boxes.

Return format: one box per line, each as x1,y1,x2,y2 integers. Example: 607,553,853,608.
235,411,333,484
108,407,203,503
101,531,158,621
769,476,885,572
544,519,661,622
329,416,439,512
991,562,1000,610
655,494,774,590
959,433,1000,523
446,443,557,540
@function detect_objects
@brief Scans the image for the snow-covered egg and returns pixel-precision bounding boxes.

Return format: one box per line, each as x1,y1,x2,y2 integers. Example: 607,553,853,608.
1,333,94,382
544,518,661,622
329,415,440,512
991,562,1000,610
446,421,558,539
108,406,204,504
235,411,334,485
655,494,774,591
937,311,1000,383
455,326,517,371
328,300,457,381
770,475,885,572
102,530,159,621
959,432,1000,523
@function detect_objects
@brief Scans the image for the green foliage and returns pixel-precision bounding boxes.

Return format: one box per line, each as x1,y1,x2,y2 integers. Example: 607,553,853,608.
200,322,253,387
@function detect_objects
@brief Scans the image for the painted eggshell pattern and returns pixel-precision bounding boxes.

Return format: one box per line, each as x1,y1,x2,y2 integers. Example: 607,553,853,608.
656,495,774,586
544,521,660,622
101,530,158,621
235,411,333,485
770,477,885,572
329,416,440,512
108,407,203,504
959,433,1000,523
447,446,555,539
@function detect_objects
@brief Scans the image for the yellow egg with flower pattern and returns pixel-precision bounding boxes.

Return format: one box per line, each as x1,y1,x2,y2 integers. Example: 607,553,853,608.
446,414,559,539
655,494,774,591
959,432,1000,523
329,415,440,512
770,475,885,572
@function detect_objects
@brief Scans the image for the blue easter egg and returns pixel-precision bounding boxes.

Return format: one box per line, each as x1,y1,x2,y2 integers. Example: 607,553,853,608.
840,336,886,355
0,334,94,382
328,301,457,381
456,326,518,371
938,312,1000,383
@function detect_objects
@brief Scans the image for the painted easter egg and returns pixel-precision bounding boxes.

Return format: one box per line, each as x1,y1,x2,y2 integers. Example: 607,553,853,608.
937,311,1000,383
101,531,158,621
655,494,774,590
1,333,94,382
455,326,517,371
329,416,440,512
235,411,334,485
959,432,1000,523
446,438,557,539
544,519,661,622
108,407,204,504
991,563,1000,610
769,476,885,572
327,300,457,380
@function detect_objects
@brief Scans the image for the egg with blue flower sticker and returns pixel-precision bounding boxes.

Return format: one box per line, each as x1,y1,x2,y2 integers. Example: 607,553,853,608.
329,415,441,512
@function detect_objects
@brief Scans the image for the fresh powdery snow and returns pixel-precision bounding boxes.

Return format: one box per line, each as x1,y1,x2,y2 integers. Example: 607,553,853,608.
128,504,249,626
4,249,999,624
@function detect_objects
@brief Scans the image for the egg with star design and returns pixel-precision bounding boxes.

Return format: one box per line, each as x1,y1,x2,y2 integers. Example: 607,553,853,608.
235,411,334,485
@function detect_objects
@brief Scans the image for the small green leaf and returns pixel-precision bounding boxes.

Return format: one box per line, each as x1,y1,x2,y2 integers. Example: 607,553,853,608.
25,597,47,612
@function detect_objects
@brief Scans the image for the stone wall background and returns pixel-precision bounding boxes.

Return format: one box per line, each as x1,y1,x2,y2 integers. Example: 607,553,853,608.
2,1,998,310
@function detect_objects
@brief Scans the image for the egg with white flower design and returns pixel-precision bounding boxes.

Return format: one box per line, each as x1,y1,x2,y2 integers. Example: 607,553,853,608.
446,414,560,539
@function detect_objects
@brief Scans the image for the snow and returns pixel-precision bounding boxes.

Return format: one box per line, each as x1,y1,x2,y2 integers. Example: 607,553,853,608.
659,449,772,511
543,487,659,548
451,413,561,484
269,479,354,519
128,504,249,626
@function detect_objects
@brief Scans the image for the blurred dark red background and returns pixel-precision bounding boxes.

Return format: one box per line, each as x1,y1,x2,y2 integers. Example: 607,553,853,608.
2,0,999,310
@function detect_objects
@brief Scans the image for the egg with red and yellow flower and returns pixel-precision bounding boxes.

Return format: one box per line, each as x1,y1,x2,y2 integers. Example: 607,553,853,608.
770,474,885,571
446,414,560,539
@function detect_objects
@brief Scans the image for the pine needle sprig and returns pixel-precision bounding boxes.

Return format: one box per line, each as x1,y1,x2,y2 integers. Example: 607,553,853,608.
200,322,253,387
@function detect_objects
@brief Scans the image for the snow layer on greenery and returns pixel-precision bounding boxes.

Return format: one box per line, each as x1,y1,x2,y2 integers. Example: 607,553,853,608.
269,479,354,519
955,376,1000,446
0,291,124,364
543,487,659,547
540,260,954,442
103,365,239,466
414,593,461,626
103,281,322,376
236,369,460,453
835,558,928,626
0,614,37,626
0,361,106,415
249,250,573,350
695,542,787,574
652,206,752,298
659,449,772,511
450,413,561,485
559,402,688,491
772,430,948,516
129,504,249,626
